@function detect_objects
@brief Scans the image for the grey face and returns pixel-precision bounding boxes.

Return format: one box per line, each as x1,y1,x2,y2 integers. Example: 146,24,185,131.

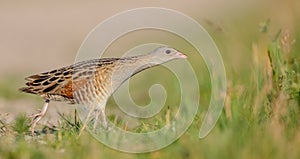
150,47,187,63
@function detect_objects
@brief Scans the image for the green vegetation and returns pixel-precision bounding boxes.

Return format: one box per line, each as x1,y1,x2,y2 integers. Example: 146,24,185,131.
1,9,300,159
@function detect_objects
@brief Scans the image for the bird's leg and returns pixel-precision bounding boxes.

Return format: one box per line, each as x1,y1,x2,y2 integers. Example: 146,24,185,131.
100,108,108,129
74,109,79,128
92,107,107,131
92,109,99,131
30,99,50,135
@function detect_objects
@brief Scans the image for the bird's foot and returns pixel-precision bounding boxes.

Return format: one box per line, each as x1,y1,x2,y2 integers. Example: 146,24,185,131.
29,112,43,135
29,111,42,121
29,101,49,136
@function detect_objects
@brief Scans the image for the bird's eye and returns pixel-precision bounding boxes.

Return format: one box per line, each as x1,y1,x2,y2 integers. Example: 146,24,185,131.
165,50,171,54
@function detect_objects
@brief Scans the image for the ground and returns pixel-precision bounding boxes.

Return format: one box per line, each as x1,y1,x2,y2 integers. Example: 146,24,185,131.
0,1,299,159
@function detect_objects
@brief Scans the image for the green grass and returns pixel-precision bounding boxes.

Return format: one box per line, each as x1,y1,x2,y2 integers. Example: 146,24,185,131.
1,15,300,159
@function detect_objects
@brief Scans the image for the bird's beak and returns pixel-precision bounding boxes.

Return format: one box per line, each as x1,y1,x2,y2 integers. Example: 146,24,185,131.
176,52,187,59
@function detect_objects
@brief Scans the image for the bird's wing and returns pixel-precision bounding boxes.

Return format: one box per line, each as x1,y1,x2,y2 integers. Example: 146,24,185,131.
19,58,119,101
19,65,74,99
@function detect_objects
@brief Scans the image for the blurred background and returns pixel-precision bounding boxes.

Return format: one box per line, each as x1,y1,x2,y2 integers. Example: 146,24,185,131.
1,0,298,75
0,0,299,158
1,0,298,120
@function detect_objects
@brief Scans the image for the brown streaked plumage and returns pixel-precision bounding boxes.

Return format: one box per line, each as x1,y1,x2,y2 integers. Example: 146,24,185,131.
20,46,187,135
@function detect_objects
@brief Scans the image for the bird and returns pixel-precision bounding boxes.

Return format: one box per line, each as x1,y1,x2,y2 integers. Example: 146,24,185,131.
19,46,187,135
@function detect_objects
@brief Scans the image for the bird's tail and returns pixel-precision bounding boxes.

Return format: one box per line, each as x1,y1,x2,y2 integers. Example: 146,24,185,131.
19,87,38,94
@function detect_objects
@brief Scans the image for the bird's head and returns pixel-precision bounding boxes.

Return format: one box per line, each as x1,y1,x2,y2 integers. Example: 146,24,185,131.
149,46,187,63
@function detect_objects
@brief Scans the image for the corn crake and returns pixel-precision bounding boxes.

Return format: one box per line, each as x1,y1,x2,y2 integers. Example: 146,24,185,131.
20,47,187,135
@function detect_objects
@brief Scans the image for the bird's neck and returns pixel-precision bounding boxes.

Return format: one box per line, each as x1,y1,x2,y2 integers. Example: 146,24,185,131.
109,54,160,93
118,54,160,72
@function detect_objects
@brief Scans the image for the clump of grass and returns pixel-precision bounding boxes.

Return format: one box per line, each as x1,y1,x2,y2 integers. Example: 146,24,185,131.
0,119,8,136
13,114,30,134
57,110,81,133
267,29,299,97
266,29,300,136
